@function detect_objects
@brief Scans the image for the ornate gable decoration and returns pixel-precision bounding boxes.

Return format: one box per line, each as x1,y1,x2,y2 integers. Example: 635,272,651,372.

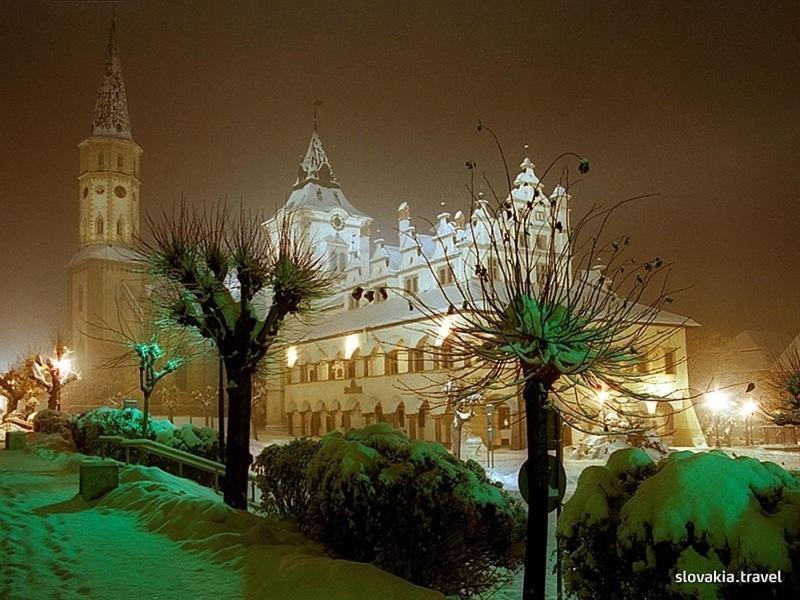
92,21,132,139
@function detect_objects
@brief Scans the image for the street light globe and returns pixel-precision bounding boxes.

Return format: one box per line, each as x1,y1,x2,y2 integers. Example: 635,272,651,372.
739,399,758,417
55,356,72,374
706,390,729,414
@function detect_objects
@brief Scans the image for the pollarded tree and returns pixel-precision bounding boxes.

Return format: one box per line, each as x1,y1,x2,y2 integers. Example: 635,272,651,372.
136,204,334,509
0,359,40,415
30,334,79,411
403,127,688,600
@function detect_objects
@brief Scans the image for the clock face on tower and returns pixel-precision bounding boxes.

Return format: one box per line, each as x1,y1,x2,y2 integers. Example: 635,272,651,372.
330,213,345,231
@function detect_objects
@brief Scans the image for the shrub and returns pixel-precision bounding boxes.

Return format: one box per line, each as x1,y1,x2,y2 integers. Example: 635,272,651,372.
71,407,219,478
254,438,321,524
558,448,800,599
32,409,74,437
302,424,525,598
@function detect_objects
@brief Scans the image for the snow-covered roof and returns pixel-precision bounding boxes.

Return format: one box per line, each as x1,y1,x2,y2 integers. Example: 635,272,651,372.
284,182,367,217
91,19,132,140
65,244,139,269
284,129,367,217
298,279,695,343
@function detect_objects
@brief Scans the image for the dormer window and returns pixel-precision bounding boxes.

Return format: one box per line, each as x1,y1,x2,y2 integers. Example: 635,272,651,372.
404,276,419,294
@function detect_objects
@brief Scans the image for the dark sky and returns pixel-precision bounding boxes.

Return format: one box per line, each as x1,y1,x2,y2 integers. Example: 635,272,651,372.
1,0,799,367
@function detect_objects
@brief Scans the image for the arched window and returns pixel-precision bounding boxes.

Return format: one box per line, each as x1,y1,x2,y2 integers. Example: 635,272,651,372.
98,152,105,170
386,350,400,375
116,218,124,238
95,216,104,236
409,340,425,373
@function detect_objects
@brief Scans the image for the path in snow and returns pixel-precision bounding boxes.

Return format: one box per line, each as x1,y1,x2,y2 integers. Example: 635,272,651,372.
0,435,441,600
0,444,239,599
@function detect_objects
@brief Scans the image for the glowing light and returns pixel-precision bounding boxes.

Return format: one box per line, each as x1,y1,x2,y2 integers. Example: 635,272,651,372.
344,334,360,359
705,390,729,414
287,347,297,368
644,401,658,415
739,399,758,417
596,389,609,405
435,316,453,347
54,356,72,374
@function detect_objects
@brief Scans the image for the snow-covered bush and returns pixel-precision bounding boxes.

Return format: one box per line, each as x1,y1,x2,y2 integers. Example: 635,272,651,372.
558,448,800,599
254,438,321,524
71,407,218,462
303,424,525,598
32,409,74,437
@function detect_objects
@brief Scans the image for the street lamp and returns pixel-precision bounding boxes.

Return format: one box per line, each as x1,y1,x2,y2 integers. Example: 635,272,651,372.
739,399,758,446
706,390,729,447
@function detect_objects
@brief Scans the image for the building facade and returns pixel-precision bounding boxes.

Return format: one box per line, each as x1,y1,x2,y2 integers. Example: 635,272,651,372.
265,128,705,450
65,21,703,450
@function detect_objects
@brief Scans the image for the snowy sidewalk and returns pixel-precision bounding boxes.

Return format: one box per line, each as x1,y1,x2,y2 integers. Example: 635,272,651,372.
0,435,441,600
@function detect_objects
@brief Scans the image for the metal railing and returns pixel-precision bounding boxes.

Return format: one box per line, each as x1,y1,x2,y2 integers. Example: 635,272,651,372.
98,435,259,507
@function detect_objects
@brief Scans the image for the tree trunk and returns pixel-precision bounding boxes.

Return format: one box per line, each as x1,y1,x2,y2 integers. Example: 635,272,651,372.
142,390,151,438
218,358,225,462
522,379,550,600
223,367,253,510
48,378,61,411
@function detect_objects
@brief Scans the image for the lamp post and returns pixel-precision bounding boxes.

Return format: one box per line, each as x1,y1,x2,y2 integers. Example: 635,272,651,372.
739,399,758,446
706,390,729,448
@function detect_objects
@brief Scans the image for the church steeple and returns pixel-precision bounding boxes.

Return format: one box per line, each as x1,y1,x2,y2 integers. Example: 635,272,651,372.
91,17,132,139
294,129,340,190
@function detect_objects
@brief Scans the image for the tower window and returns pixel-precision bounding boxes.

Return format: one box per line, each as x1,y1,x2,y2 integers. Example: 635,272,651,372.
96,216,104,236
98,152,105,170
116,218,124,238
117,154,123,170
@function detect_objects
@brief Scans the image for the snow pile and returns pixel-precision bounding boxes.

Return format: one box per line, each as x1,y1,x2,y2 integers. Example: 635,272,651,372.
99,463,441,599
0,442,441,600
566,430,669,461
558,448,800,598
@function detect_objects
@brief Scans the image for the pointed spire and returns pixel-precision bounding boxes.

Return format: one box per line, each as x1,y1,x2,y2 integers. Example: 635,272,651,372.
294,128,340,189
91,16,132,139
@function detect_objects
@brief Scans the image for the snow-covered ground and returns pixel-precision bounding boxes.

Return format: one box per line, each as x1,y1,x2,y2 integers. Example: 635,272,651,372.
0,434,441,600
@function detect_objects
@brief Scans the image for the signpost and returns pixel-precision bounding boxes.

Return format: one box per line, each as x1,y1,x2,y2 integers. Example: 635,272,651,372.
517,455,566,512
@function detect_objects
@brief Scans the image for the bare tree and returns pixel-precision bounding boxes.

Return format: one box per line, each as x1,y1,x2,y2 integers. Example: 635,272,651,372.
192,385,216,427
0,358,41,415
136,203,334,509
30,333,79,411
396,127,687,600
159,384,180,423
765,338,800,424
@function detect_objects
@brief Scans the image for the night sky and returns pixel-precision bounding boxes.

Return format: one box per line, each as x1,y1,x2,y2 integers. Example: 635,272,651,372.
1,0,798,367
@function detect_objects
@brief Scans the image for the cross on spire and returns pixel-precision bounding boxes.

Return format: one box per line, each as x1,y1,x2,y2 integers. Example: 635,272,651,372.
313,99,322,132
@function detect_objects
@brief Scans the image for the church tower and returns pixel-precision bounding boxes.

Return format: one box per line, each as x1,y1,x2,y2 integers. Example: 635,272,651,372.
66,18,144,408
